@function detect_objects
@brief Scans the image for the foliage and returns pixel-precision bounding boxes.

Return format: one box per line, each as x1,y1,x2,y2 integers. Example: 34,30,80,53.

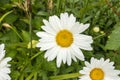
105,22,120,50
0,0,120,80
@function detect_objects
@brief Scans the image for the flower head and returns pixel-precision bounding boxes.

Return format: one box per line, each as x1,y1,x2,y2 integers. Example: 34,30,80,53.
0,44,12,80
79,57,120,80
36,12,93,67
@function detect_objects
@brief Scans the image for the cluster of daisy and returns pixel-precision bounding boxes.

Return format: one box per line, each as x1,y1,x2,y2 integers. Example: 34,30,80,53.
0,12,119,80
36,12,120,80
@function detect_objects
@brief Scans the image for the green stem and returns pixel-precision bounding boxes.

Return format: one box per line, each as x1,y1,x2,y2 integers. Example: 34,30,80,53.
30,51,44,60
11,27,23,40
26,72,36,80
19,73,24,80
29,12,32,54
93,33,105,40
49,72,82,80
33,72,37,80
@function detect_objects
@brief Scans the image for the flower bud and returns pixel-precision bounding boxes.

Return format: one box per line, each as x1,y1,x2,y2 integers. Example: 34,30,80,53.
27,40,38,49
93,26,100,33
2,23,12,28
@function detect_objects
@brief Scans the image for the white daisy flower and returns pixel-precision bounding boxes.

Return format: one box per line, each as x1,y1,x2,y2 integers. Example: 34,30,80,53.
79,57,120,80
0,44,12,80
36,12,93,67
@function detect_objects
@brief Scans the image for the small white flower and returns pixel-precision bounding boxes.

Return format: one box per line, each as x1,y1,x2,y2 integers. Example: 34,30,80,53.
79,57,120,80
36,12,93,67
0,44,12,80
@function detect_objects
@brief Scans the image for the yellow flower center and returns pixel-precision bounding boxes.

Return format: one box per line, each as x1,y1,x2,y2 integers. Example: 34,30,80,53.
56,30,73,47
90,68,104,80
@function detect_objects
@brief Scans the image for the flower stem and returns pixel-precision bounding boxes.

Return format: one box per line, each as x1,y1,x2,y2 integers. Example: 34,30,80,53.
33,72,37,80
29,12,32,54
20,73,24,80
26,72,37,80
10,27,23,40
49,72,82,80
30,51,44,60
93,33,105,40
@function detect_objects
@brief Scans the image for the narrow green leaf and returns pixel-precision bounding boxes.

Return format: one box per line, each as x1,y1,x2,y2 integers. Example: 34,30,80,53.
49,73,81,80
0,10,13,23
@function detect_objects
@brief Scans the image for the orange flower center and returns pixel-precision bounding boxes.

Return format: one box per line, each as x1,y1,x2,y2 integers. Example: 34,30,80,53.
56,30,73,47
90,68,104,80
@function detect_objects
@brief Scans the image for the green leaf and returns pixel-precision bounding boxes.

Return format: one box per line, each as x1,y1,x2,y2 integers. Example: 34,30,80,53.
22,30,30,42
11,71,20,80
0,10,13,23
0,30,19,42
0,0,10,5
3,13,18,24
105,22,120,50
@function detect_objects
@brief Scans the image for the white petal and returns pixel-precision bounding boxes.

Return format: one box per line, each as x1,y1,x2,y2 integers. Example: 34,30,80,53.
70,44,85,61
56,51,63,67
75,34,93,43
85,61,90,67
67,14,76,29
80,67,90,74
90,57,95,63
43,19,51,27
0,44,5,51
60,13,69,29
1,67,11,73
66,49,72,66
44,49,52,58
0,52,5,61
61,48,67,64
79,23,90,33
52,15,62,30
46,46,60,61
90,57,99,67
39,37,55,43
0,44,5,50
36,32,53,38
49,16,61,32
36,42,56,50
71,51,77,62
41,26,55,35
71,23,90,34
74,35,93,50
71,22,81,34
104,77,113,80
43,19,56,33
78,42,93,50
60,13,75,30
79,75,90,80
0,44,5,60
0,74,4,80
0,57,12,67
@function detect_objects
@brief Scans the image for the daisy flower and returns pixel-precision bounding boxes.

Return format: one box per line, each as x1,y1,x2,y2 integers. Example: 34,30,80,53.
36,12,93,67
0,44,12,80
79,57,120,80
